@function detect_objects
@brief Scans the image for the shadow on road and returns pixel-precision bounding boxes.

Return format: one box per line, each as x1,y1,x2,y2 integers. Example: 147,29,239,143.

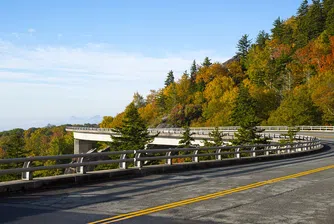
0,142,332,223
0,203,110,224
0,203,218,224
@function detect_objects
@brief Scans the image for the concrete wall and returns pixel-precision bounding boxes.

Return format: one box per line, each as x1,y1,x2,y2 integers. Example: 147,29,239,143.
74,132,112,142
74,139,96,154
74,132,213,146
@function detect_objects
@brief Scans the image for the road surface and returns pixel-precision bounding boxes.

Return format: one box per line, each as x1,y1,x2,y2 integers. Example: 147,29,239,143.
1,139,334,224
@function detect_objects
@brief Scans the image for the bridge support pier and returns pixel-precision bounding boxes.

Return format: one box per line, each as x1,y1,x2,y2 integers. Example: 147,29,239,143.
74,139,95,154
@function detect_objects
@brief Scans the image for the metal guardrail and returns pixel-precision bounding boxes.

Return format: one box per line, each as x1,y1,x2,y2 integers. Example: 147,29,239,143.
0,134,321,181
66,126,334,133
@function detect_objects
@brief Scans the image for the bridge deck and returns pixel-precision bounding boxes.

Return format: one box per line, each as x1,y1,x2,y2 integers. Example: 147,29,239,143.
1,140,334,224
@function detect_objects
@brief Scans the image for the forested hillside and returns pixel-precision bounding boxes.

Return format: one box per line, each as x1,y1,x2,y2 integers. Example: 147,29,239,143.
100,0,334,128
0,125,74,181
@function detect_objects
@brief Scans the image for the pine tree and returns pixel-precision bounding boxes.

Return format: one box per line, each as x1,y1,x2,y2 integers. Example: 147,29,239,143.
111,102,155,150
307,0,325,40
164,70,175,87
237,34,252,58
295,0,310,48
231,120,270,146
297,0,309,17
237,34,252,70
190,60,197,83
231,85,258,126
326,7,334,35
271,17,284,40
202,57,212,67
178,126,195,148
256,30,269,48
183,70,189,78
279,127,300,144
203,127,225,147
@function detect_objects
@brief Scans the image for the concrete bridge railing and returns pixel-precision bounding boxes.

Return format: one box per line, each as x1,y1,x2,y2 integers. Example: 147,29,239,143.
66,126,334,134
0,135,321,181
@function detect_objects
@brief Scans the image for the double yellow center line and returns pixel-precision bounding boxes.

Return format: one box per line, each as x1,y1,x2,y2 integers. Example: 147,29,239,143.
89,164,334,224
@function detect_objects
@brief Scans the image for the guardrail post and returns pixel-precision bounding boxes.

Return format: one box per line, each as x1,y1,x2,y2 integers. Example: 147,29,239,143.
215,148,222,160
303,143,307,151
192,150,199,162
166,151,172,165
21,161,33,180
135,152,142,168
235,148,240,158
119,153,127,169
78,157,86,174
251,147,256,157
265,146,270,156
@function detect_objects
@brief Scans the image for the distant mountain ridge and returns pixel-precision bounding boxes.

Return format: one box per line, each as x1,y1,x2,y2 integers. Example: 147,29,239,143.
64,115,102,126
0,115,103,131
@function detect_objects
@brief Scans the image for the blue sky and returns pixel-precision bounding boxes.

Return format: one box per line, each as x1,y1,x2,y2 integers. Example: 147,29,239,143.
0,0,303,130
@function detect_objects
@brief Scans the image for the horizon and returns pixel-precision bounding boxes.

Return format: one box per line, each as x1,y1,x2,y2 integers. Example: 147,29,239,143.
0,0,303,131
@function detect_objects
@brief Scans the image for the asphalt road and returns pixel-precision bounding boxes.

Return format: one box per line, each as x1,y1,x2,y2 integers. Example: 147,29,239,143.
1,139,334,224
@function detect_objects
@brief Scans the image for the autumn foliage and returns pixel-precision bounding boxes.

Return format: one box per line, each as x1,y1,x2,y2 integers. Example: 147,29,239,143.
100,0,334,128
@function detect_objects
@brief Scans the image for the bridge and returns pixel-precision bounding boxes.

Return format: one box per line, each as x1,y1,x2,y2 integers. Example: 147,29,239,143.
0,126,333,223
66,126,334,153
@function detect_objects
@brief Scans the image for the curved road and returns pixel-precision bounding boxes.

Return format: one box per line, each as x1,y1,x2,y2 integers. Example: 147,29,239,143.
1,139,334,224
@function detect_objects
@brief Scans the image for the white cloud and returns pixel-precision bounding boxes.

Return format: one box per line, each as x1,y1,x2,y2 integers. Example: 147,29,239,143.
28,28,36,34
0,41,228,84
57,33,63,38
11,33,20,39
0,40,230,130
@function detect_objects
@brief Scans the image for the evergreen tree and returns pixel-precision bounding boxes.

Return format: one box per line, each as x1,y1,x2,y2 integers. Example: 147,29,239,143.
296,15,309,48
231,120,270,145
326,7,334,35
111,102,155,150
231,85,258,126
190,60,197,83
202,57,212,67
183,70,189,78
178,126,195,148
307,0,325,40
279,127,300,144
281,22,295,44
203,127,225,147
297,0,309,17
164,70,175,87
237,34,252,58
271,17,284,40
256,30,269,48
